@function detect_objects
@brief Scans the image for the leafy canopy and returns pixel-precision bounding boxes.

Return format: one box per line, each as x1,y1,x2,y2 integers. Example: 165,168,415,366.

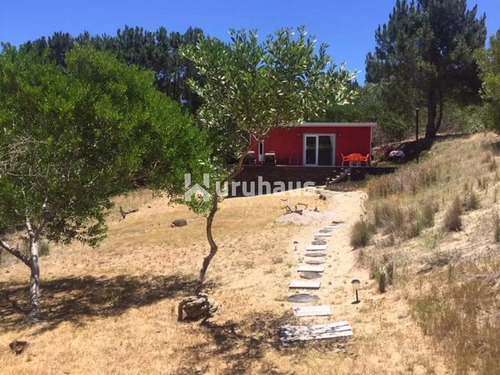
477,30,500,131
183,27,356,167
0,46,202,246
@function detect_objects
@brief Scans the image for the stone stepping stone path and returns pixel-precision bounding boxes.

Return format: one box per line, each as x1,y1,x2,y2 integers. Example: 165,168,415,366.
278,322,353,343
283,203,354,343
305,259,326,265
298,265,324,273
289,280,321,289
293,305,332,317
300,272,322,280
305,252,326,258
287,294,320,303
306,244,328,252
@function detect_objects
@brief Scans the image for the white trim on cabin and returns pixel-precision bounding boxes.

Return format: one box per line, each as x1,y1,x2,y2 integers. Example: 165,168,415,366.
301,122,377,128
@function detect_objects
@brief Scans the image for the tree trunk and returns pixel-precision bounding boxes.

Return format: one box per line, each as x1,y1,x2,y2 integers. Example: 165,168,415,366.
426,89,438,138
27,238,41,323
436,93,444,134
196,198,218,293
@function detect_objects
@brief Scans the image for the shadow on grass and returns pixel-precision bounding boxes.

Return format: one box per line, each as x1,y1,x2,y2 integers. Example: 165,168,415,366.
0,273,201,333
176,311,349,375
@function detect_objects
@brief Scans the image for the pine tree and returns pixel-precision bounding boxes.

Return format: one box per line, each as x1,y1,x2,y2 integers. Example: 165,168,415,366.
367,0,487,138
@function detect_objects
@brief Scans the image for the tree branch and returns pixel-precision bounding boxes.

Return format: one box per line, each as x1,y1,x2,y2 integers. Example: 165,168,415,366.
0,238,31,268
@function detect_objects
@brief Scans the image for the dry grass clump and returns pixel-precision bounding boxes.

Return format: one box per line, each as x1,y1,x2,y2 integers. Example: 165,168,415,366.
443,196,463,232
367,160,442,199
493,212,500,243
350,219,375,248
412,262,500,375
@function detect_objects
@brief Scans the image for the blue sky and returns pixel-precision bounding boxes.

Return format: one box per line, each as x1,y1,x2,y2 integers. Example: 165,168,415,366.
1,0,499,83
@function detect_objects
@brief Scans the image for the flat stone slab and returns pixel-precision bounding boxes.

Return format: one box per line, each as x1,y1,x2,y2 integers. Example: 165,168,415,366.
305,259,326,265
306,244,328,252
319,229,333,233
293,305,332,317
305,252,326,258
312,240,327,245
279,321,353,342
287,294,320,303
300,272,322,280
298,265,325,273
325,225,342,229
289,280,321,289
315,232,333,238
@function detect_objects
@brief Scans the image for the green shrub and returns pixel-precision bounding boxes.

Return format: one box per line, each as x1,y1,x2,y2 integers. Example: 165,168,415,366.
444,197,463,232
350,220,375,248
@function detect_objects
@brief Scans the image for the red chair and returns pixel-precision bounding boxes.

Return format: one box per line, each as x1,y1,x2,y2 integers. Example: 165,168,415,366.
341,153,350,166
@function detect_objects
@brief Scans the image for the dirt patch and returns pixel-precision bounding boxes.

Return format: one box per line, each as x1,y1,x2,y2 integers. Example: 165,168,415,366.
275,210,334,226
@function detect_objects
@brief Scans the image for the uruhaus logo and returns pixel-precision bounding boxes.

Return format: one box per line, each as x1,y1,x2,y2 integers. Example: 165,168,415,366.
184,174,316,202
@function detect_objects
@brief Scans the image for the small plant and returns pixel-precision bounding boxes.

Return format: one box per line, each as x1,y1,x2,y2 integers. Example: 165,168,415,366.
419,203,436,229
444,196,463,232
272,257,284,264
463,190,480,211
377,271,387,293
350,220,375,248
386,263,395,285
494,212,500,243
488,158,497,172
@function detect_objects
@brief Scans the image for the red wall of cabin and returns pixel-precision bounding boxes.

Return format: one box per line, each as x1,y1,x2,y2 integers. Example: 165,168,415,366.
251,126,373,166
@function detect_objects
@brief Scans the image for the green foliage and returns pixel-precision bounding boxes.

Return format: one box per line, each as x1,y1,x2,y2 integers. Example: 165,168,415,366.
182,27,357,214
367,0,487,138
0,46,201,246
19,27,205,113
314,83,410,143
477,30,500,131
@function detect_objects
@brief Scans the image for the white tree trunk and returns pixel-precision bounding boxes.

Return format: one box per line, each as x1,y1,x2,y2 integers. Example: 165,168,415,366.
27,238,41,322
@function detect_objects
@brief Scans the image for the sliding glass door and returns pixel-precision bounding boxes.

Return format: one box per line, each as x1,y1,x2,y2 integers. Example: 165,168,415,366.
304,135,336,166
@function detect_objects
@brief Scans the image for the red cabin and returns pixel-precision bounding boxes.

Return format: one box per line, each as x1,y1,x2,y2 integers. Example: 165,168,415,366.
251,122,376,166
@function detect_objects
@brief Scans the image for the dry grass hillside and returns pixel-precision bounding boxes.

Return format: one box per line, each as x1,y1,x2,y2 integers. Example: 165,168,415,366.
355,132,500,375
1,133,499,375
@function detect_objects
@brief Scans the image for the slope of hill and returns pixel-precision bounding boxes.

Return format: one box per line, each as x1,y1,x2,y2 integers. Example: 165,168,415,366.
1,133,498,374
358,132,500,374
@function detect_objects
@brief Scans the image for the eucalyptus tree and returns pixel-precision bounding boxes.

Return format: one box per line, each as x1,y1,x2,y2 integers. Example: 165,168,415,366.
366,0,487,138
182,27,356,291
0,47,202,323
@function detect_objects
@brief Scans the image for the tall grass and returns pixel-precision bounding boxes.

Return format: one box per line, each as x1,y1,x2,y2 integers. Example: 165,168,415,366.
367,161,442,199
350,220,375,248
443,197,462,232
412,263,500,374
